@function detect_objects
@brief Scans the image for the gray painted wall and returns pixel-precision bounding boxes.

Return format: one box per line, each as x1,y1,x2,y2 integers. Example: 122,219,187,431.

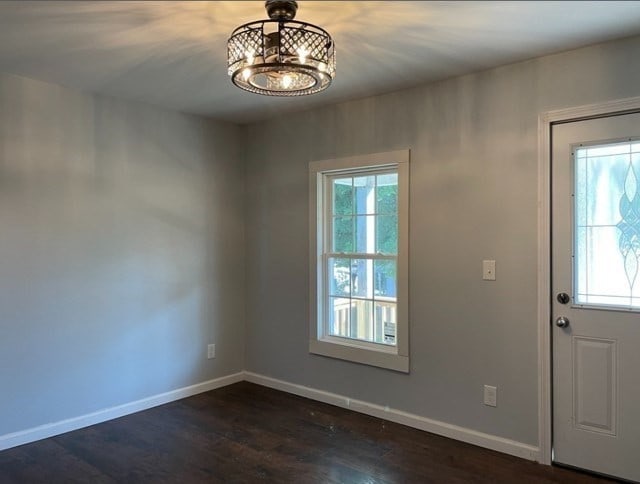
0,74,244,435
243,34,640,446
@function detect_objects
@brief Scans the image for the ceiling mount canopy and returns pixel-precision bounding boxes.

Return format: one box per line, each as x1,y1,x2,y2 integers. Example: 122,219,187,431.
227,0,336,96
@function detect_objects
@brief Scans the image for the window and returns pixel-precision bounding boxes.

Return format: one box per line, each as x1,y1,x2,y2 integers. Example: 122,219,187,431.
574,140,640,309
309,150,409,372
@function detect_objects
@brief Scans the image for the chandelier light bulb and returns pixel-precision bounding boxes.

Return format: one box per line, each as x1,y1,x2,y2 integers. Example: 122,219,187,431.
282,74,293,89
297,46,309,64
245,50,255,65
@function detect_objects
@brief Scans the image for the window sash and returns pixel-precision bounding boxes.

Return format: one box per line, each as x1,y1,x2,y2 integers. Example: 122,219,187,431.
325,168,398,254
321,252,398,346
321,167,399,347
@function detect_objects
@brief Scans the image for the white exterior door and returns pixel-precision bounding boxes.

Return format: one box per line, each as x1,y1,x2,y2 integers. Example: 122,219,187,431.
552,112,640,482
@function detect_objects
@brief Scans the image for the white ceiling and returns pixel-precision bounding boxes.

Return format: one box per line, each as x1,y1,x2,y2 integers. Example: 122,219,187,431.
1,1,640,124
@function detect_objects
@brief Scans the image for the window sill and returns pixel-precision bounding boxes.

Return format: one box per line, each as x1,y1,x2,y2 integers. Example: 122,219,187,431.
309,339,409,373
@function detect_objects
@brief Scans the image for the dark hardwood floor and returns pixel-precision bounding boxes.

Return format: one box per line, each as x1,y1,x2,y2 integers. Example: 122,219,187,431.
0,382,615,483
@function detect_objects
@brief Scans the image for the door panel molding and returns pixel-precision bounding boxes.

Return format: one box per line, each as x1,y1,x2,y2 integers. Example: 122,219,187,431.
572,336,617,436
538,95,640,465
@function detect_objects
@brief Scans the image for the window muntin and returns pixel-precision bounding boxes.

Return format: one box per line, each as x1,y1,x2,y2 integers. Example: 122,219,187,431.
574,140,640,309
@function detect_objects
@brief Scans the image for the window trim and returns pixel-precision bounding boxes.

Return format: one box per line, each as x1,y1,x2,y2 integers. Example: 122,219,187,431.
309,149,410,373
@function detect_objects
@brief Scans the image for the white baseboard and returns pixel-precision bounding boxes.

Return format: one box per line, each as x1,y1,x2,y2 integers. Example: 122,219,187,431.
0,372,244,452
1,370,540,463
244,371,541,462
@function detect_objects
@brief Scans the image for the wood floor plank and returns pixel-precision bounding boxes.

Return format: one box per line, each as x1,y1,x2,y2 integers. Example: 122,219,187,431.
0,439,113,484
0,382,617,483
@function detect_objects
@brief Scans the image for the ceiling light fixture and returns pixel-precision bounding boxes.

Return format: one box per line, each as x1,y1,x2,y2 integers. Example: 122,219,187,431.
227,0,336,96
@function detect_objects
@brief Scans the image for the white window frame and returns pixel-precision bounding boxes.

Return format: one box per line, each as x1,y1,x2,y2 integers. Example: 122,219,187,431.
309,149,410,372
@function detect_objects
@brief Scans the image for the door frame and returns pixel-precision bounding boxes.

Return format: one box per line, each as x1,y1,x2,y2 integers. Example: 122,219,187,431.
537,95,640,465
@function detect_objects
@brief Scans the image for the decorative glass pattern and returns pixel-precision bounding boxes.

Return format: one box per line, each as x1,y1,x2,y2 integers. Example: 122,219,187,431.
280,26,336,77
227,28,264,75
574,141,640,308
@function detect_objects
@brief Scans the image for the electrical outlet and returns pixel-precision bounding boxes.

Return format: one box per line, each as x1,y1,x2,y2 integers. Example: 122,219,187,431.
207,344,216,359
484,385,497,407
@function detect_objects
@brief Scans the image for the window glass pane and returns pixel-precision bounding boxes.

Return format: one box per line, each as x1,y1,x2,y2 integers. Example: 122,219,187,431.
376,173,397,215
350,299,374,342
586,143,630,157
351,259,373,298
333,178,353,215
575,141,640,309
583,153,627,226
328,258,350,296
579,226,631,297
575,155,587,227
328,297,350,338
580,294,640,306
374,260,396,298
375,301,397,346
333,216,353,253
354,175,376,215
575,226,587,298
376,215,397,254
355,215,376,253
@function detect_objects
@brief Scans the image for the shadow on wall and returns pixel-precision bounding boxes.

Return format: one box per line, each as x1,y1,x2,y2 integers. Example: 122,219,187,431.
0,82,240,434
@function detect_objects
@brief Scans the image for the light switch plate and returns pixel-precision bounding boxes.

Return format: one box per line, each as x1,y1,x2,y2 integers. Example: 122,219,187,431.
484,385,497,407
482,260,496,281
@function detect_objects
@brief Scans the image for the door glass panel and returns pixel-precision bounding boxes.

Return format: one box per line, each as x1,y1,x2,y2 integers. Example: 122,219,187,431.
574,141,640,309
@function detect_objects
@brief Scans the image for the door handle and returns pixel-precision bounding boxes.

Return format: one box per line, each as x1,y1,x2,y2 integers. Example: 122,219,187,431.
555,316,570,328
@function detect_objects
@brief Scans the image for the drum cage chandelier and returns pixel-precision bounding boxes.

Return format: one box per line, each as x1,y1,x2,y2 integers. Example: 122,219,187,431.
227,0,336,96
